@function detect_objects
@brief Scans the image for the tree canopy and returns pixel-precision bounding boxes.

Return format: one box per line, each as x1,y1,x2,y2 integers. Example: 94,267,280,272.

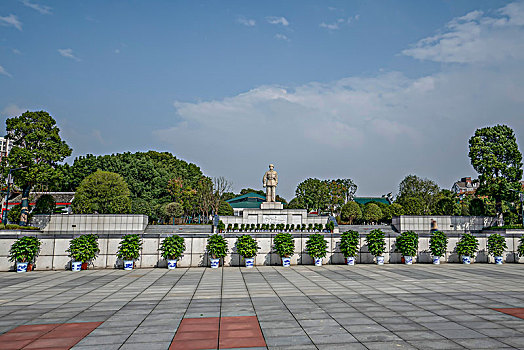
395,174,440,215
72,170,132,214
295,177,357,214
469,124,523,223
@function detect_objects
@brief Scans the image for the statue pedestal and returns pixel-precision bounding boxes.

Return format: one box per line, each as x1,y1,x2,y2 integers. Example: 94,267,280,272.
260,202,283,210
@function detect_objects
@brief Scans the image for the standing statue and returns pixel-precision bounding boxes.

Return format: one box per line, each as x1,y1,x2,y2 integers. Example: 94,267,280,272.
263,164,278,202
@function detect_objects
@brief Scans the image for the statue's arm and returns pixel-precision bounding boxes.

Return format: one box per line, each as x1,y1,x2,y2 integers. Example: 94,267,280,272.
275,172,278,185
263,172,267,187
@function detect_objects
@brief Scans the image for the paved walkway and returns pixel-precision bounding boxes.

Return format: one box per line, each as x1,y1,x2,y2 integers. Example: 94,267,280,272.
1,264,524,349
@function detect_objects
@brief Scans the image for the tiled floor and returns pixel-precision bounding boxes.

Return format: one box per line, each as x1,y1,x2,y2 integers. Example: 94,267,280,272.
0,322,102,349
0,265,523,349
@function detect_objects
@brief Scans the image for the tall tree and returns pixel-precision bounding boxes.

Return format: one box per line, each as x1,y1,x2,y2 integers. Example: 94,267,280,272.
3,111,72,225
340,201,362,224
396,174,440,215
469,124,523,225
295,178,329,213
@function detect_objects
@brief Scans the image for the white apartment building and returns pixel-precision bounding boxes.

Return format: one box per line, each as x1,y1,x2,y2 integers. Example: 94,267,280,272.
0,137,12,161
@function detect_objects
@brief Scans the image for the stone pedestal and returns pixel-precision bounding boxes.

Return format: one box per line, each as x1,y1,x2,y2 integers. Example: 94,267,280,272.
260,202,283,210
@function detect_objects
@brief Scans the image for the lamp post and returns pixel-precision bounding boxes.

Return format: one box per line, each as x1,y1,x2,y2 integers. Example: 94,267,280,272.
2,166,27,225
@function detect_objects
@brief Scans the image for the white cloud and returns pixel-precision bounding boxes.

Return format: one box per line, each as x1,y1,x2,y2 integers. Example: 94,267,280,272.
2,104,25,116
320,21,340,30
0,65,12,78
114,49,120,54
237,17,256,27
155,1,524,198
320,15,359,30
402,1,524,64
274,33,290,41
12,48,21,55
58,48,81,61
267,16,289,26
20,0,52,15
0,14,22,31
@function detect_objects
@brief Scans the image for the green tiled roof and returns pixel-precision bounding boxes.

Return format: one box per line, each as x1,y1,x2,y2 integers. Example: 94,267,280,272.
354,197,391,205
226,192,266,209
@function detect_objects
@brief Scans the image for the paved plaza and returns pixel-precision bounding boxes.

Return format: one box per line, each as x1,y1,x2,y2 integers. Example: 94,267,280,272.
1,265,524,349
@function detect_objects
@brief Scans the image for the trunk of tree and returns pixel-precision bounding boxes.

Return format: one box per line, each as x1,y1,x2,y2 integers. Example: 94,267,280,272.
19,185,31,226
496,196,504,226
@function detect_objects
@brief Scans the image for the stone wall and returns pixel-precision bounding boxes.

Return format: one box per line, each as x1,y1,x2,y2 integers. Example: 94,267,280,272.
392,215,497,232
1,230,523,271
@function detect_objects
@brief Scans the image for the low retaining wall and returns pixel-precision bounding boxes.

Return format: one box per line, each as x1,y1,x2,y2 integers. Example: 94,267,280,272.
1,231,523,271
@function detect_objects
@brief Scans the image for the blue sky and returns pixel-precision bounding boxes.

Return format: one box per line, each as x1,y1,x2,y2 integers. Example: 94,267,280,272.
1,0,523,200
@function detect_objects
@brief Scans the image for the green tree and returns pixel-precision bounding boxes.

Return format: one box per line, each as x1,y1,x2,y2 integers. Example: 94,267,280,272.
72,170,132,214
295,178,329,213
340,201,362,224
164,202,183,220
389,202,404,217
218,201,234,216
469,197,485,216
3,111,72,225
287,197,305,209
363,203,382,223
33,194,56,215
396,174,440,215
469,124,523,224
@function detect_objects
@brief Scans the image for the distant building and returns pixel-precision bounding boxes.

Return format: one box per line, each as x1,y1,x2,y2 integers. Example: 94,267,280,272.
4,192,75,218
225,192,266,216
452,177,479,195
353,197,391,206
0,137,12,161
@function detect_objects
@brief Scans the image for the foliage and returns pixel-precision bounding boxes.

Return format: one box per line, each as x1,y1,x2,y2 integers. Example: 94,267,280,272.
8,203,32,224
363,203,382,223
518,235,524,257
33,194,56,215
8,236,41,263
486,233,507,257
326,221,335,232
273,232,295,257
396,174,440,215
287,197,305,209
429,231,448,257
389,202,404,217
3,111,72,225
218,201,234,216
72,170,132,214
305,234,328,258
395,231,419,257
295,177,357,214
469,125,523,224
66,234,99,263
159,235,186,260
0,223,39,230
235,235,260,258
340,201,362,224
455,233,479,258
339,230,359,258
217,220,225,232
434,197,457,216
116,234,142,261
164,202,184,218
366,229,386,257
206,234,228,258
469,197,486,216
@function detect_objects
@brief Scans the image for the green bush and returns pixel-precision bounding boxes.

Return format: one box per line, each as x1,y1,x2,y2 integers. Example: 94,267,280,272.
273,232,295,258
159,235,185,260
456,233,479,257
326,221,335,232
117,234,143,261
518,235,524,257
306,234,328,258
206,234,228,259
217,220,225,233
66,234,100,263
33,194,56,214
366,229,386,257
487,233,507,257
339,230,359,258
235,235,260,258
9,236,41,263
429,231,448,257
0,223,39,230
395,231,419,257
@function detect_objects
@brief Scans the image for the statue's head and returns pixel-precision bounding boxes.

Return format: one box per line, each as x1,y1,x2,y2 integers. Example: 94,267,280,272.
269,164,274,170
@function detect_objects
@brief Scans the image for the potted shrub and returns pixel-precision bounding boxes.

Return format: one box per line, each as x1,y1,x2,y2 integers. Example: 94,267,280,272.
217,220,225,233
306,234,328,266
518,235,524,261
456,233,479,264
250,224,255,231
159,235,185,269
256,223,260,232
429,231,448,264
9,236,41,273
206,234,228,268
487,233,507,265
66,234,100,271
233,223,239,232
227,223,232,232
274,232,295,267
326,221,335,233
117,234,143,270
308,224,313,232
395,231,419,265
340,230,359,265
366,229,386,265
290,224,295,232
235,235,260,268
240,223,245,232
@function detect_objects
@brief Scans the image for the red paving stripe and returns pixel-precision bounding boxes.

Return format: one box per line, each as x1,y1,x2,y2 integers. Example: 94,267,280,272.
171,316,266,350
0,322,102,350
493,307,524,319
